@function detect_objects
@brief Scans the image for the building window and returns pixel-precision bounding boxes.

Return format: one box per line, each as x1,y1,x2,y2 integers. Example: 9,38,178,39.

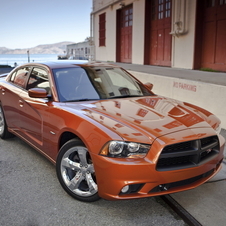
99,13,106,46
122,7,133,27
151,0,171,20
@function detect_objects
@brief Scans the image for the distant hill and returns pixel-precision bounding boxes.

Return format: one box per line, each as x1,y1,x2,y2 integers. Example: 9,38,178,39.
0,42,74,54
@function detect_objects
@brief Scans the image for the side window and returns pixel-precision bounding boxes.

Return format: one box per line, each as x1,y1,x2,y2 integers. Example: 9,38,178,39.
27,68,50,94
10,67,30,88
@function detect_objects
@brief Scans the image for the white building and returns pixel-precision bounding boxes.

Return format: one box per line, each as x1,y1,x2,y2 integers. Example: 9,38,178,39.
66,41,92,60
91,0,226,72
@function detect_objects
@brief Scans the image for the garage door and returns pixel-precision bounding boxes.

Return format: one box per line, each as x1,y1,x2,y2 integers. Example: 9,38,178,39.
117,5,133,63
145,0,172,66
201,0,226,71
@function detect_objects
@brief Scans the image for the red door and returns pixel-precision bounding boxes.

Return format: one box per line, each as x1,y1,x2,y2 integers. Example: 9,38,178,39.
120,5,133,63
145,0,172,66
201,0,226,71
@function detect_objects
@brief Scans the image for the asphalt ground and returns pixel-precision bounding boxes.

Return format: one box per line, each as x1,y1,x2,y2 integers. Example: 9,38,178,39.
0,137,187,226
0,67,14,75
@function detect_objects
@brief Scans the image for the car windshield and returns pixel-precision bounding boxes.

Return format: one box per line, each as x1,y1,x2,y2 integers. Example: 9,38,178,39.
53,66,153,102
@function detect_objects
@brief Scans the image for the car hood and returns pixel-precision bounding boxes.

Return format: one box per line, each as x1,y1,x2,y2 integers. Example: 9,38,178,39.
63,96,219,144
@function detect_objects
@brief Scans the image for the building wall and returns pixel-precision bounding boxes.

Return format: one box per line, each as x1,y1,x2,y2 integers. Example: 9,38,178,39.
93,0,143,62
132,0,145,64
67,41,91,60
92,0,198,69
171,0,197,69
93,4,117,61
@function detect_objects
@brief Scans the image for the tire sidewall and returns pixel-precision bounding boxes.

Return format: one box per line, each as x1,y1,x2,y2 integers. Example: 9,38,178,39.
0,105,12,139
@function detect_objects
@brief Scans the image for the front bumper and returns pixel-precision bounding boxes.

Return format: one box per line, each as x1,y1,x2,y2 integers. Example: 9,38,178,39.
92,131,225,200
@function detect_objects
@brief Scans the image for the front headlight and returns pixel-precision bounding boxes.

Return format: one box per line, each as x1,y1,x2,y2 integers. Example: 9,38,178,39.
100,141,151,158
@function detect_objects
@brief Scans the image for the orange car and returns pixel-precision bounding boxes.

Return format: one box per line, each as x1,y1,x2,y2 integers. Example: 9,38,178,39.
0,61,225,202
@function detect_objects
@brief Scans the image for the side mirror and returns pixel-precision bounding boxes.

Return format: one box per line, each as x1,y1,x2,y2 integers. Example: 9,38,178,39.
28,88,49,98
144,82,153,91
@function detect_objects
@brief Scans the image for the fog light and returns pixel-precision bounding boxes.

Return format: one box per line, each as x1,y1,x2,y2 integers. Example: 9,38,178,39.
121,185,130,193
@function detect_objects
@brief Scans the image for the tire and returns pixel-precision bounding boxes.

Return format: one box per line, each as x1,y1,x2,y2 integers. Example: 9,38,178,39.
56,139,100,202
0,105,13,139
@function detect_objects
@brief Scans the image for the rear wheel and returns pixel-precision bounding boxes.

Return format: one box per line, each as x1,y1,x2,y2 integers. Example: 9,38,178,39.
0,105,13,139
56,139,100,202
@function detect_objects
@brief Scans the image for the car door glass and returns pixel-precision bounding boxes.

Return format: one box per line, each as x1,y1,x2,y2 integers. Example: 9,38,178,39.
10,67,30,88
27,67,50,94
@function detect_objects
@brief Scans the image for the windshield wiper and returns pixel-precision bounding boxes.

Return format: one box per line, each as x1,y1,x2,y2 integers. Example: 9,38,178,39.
108,95,143,99
67,98,97,102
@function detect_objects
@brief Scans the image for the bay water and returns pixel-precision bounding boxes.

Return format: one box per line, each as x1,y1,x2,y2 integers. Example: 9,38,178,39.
0,54,59,67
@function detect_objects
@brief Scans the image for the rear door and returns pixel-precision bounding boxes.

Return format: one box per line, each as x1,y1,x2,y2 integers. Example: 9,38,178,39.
1,66,31,131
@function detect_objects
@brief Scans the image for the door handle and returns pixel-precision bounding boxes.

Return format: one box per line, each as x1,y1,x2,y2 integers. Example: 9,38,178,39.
19,100,23,107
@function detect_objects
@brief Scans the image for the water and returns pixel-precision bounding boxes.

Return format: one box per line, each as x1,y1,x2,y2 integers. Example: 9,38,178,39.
0,54,59,67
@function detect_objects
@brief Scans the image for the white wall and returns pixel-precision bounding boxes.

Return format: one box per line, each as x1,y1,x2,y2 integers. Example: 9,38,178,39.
93,2,119,61
131,0,145,64
93,0,146,63
130,71,226,129
93,0,198,69
171,0,197,69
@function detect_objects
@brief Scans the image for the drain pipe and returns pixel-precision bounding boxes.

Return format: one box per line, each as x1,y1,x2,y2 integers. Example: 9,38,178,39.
90,12,94,61
170,0,188,37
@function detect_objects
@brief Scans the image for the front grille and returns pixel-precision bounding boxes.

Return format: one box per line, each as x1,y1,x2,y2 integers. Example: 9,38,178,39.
157,135,219,171
149,169,215,193
161,140,196,154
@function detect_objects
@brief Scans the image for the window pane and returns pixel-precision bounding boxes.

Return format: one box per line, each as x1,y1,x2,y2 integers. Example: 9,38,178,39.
11,67,30,88
27,68,50,94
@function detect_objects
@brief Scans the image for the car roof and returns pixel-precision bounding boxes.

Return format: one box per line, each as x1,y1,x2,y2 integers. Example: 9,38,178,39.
20,60,120,69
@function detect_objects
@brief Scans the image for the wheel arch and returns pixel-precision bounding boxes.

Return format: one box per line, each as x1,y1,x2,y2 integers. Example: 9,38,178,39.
59,131,83,150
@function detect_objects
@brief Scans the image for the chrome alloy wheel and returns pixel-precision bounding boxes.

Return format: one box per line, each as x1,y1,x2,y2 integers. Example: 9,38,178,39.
56,139,99,202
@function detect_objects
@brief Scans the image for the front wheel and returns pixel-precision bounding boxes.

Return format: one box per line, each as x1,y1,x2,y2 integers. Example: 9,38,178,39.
56,139,100,202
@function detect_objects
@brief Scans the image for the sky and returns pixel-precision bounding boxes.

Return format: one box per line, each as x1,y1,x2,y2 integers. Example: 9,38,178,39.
0,0,93,49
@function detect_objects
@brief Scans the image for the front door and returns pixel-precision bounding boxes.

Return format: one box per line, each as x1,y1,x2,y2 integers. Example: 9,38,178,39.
19,67,50,149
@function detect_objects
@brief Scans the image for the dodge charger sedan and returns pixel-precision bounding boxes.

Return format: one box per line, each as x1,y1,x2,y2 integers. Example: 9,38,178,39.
0,61,225,202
